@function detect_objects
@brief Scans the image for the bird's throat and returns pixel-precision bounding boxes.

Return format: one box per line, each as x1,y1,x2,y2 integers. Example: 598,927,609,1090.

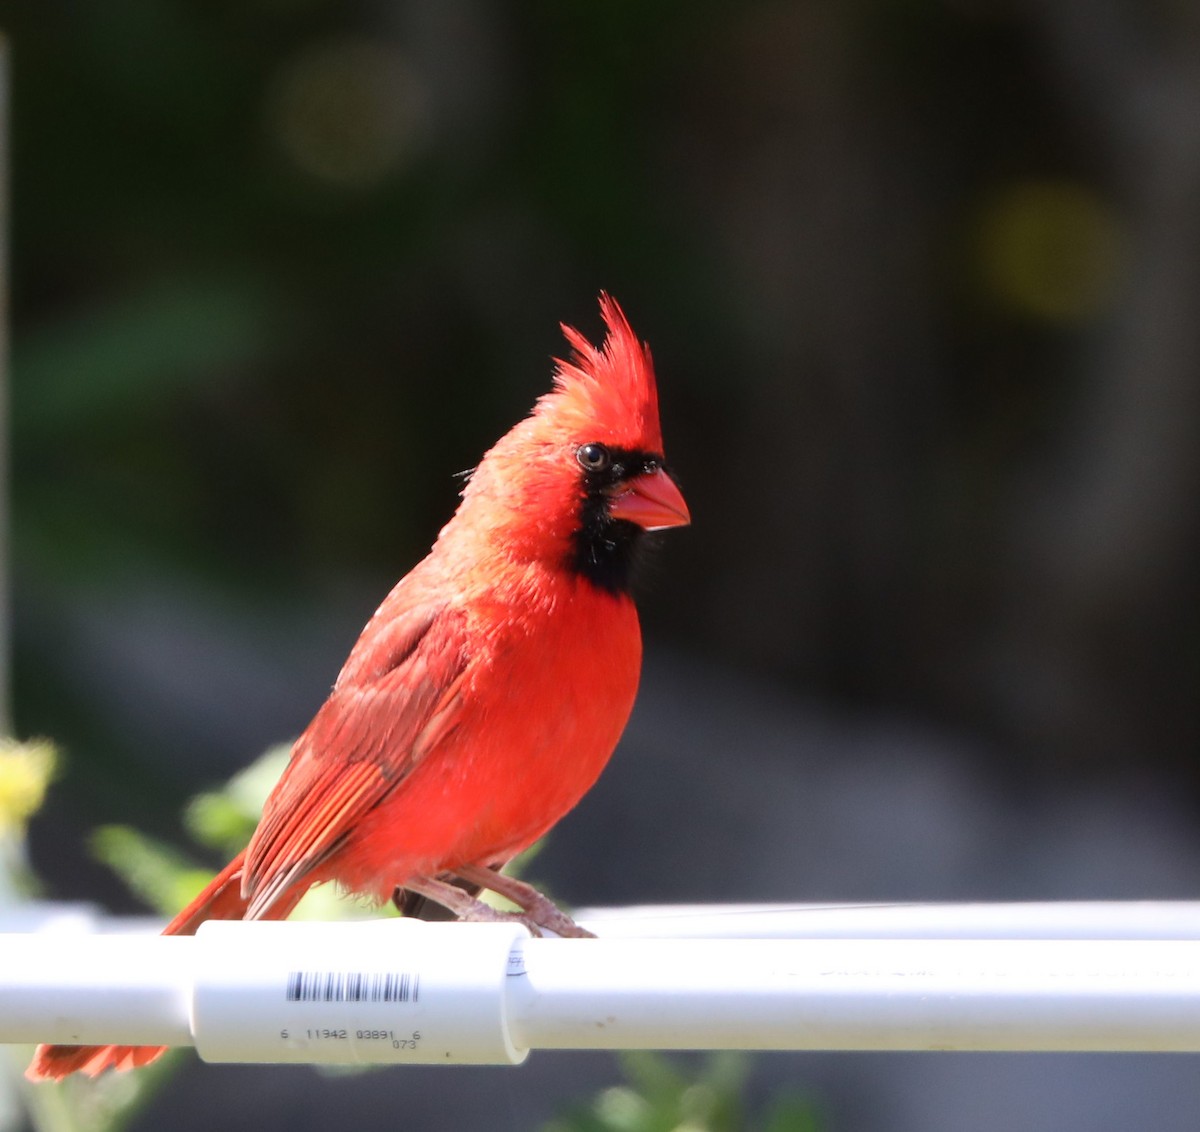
568,513,648,596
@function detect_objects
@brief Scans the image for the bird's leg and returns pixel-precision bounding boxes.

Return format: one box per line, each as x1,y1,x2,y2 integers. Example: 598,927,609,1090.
393,873,482,921
398,875,545,937
454,863,595,939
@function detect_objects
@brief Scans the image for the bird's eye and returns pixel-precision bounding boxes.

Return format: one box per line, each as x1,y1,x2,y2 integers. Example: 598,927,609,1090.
576,443,611,472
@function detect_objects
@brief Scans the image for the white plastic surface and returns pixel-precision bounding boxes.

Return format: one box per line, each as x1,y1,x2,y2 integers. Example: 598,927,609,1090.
575,901,1200,939
0,933,192,1046
191,918,530,1065
507,936,1200,1052
6,905,1200,1061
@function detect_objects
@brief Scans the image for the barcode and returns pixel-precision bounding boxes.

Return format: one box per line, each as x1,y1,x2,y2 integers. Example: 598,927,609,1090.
285,970,420,1004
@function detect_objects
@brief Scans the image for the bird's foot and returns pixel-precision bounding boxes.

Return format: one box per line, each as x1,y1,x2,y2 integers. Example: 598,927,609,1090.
400,869,595,938
455,864,596,938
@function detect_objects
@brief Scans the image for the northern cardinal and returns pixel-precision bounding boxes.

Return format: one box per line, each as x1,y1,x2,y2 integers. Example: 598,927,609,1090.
28,294,689,1080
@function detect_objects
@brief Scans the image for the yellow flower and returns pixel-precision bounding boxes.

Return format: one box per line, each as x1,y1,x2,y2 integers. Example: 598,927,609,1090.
0,738,57,837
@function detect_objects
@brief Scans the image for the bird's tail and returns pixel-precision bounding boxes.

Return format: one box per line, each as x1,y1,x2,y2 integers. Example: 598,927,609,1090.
26,848,304,1081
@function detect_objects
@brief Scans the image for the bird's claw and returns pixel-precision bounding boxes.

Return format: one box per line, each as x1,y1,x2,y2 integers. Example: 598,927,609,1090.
398,873,596,938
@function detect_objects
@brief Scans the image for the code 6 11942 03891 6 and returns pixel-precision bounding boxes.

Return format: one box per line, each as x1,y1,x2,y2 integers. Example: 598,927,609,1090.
281,1028,422,1049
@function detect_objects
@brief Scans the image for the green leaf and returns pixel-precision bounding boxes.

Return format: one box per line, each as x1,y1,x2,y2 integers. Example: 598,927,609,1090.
13,275,282,437
762,1094,824,1132
89,826,212,918
182,791,258,857
183,743,290,853
617,1050,689,1108
544,1052,818,1132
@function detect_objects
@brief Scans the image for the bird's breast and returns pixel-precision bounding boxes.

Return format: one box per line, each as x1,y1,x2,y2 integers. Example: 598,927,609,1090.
465,575,642,777
341,577,642,893
460,581,642,858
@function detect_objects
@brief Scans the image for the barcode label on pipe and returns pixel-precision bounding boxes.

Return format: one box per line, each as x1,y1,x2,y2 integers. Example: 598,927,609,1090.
285,971,420,1004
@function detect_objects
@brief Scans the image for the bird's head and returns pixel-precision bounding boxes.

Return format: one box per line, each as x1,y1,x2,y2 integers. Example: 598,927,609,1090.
451,294,690,594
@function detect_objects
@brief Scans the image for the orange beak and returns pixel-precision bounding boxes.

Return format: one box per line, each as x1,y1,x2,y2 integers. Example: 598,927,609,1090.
608,468,691,531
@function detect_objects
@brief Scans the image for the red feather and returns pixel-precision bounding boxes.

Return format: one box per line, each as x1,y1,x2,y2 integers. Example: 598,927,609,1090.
28,295,688,1081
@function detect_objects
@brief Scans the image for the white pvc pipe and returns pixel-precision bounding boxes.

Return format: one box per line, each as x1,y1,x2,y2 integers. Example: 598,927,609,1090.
11,899,1200,941
2,933,192,1047
508,936,1200,1053
573,901,1200,939
5,909,1200,1063
192,920,528,1066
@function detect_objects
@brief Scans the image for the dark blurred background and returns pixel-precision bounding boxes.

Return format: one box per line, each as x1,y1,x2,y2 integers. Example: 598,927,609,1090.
7,1,1200,1130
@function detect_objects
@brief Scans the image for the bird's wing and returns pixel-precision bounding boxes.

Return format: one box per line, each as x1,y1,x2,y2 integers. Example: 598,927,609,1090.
242,599,469,917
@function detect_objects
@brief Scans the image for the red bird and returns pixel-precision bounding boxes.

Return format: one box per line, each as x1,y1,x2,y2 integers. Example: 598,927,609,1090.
29,295,689,1081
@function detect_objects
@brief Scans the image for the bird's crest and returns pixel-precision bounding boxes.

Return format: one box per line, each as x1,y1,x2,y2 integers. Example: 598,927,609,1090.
538,294,664,452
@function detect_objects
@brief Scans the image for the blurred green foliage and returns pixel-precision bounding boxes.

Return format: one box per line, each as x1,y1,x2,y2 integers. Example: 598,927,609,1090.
90,824,214,920
544,1052,821,1132
91,744,377,923
0,737,180,1132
